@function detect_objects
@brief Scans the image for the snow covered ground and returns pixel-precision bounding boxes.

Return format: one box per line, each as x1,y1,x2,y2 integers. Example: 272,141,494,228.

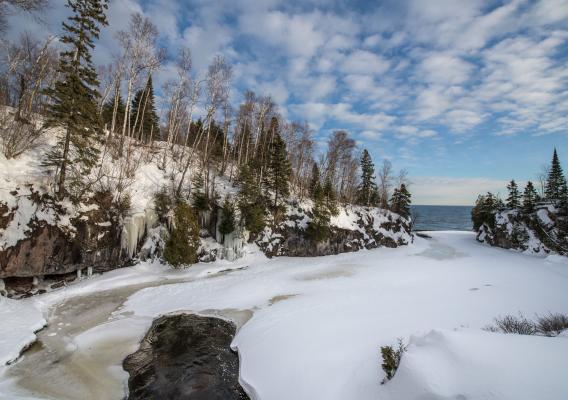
1,232,568,400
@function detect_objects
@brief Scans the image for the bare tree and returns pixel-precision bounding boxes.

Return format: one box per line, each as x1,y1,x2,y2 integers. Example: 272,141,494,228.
377,159,393,209
116,12,161,155
0,0,48,33
536,165,550,199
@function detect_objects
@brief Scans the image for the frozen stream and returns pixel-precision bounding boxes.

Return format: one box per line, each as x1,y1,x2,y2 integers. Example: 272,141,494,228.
3,268,254,400
2,232,568,400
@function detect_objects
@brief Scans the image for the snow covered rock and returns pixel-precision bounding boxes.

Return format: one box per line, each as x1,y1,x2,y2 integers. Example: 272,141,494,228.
257,203,412,257
476,206,567,256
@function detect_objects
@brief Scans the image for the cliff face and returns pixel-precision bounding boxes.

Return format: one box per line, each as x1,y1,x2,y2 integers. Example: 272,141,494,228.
0,187,138,295
476,206,567,255
257,204,412,257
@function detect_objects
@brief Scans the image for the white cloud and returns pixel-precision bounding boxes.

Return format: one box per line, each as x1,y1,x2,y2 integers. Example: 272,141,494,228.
411,176,511,205
341,50,390,75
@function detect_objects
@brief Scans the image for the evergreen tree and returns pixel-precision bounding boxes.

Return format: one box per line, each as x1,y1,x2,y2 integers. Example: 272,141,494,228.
309,162,320,199
471,192,501,231
506,180,521,209
42,0,109,199
163,200,200,268
323,176,339,216
237,164,265,234
192,172,209,211
101,95,125,134
130,75,160,143
306,182,331,242
264,132,291,209
357,149,377,206
219,196,236,242
545,149,567,204
522,181,538,214
390,183,411,218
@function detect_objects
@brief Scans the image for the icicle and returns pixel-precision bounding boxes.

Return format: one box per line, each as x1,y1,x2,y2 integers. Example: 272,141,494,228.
120,208,159,259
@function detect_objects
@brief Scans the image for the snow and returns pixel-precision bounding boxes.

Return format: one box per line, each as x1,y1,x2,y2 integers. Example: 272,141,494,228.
0,297,46,365
537,208,554,228
386,329,568,400
2,232,568,400
119,232,568,400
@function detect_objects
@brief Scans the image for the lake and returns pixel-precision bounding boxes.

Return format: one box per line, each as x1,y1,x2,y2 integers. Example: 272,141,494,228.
411,205,473,231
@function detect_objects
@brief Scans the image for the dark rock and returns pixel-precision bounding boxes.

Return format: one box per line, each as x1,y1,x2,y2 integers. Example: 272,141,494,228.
0,190,130,283
123,314,249,400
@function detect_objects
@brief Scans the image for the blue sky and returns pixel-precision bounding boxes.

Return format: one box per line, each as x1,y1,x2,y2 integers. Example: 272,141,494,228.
6,0,568,204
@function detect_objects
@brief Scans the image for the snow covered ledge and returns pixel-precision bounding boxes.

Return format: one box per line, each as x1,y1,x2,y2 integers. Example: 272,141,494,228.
0,296,46,365
383,329,568,400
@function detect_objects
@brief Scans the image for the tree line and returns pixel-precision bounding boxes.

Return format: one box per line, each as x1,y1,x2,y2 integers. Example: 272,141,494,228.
0,0,412,261
472,148,568,233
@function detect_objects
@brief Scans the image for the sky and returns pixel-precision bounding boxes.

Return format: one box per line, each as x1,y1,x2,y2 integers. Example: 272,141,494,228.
5,0,568,205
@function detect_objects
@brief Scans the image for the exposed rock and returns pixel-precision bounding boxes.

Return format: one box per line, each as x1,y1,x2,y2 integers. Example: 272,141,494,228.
476,206,568,255
123,314,249,400
258,204,412,257
0,189,137,294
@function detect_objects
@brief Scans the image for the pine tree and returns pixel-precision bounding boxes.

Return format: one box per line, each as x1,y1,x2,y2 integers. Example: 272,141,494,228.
130,75,159,143
264,132,291,209
323,176,339,216
101,95,125,134
42,0,109,199
309,162,320,199
192,172,209,211
471,192,501,231
307,182,331,242
357,149,377,206
237,164,265,234
522,181,538,214
545,149,567,204
506,180,521,209
163,200,200,268
219,196,236,242
390,184,411,218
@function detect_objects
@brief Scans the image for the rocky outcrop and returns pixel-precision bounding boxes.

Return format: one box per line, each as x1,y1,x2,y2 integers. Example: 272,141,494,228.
476,206,567,255
257,204,412,257
0,189,140,295
123,314,249,400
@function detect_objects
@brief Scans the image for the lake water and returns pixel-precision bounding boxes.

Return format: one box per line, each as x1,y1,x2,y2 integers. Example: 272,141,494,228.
411,205,473,231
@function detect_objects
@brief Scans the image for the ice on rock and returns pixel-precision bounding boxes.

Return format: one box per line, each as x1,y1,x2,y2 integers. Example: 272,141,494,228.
121,208,158,259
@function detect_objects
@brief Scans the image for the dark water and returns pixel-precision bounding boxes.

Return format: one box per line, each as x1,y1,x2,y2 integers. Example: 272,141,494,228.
411,205,473,231
123,314,249,400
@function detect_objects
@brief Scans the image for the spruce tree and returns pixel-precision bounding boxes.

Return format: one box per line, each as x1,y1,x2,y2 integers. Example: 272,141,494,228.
390,184,411,218
307,182,331,242
264,132,291,209
237,164,265,234
545,149,567,204
323,176,339,216
163,200,200,268
506,180,521,209
522,181,538,214
192,172,209,211
357,149,377,206
43,0,109,199
219,196,236,242
130,75,160,143
309,162,320,199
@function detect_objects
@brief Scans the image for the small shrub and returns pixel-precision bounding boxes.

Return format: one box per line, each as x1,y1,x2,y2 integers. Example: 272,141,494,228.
380,338,407,384
536,313,568,337
163,200,200,268
154,186,173,222
487,314,536,335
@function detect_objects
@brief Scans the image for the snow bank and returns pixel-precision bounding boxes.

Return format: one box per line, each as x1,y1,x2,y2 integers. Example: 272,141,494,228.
385,329,568,400
119,232,568,400
0,297,46,365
